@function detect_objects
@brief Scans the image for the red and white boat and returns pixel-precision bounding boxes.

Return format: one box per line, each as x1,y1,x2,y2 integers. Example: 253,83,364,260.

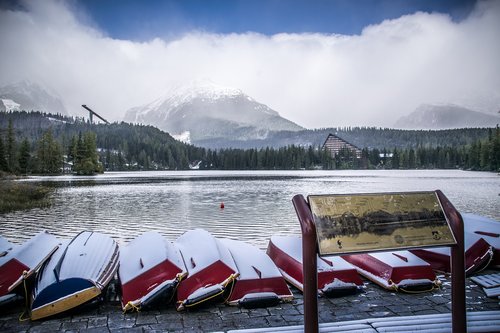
219,238,293,308
0,231,59,299
267,236,363,296
462,213,500,268
342,251,441,292
175,229,239,310
410,230,493,275
119,231,187,312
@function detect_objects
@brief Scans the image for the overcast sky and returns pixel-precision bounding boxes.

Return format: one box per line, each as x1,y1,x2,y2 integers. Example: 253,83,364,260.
0,0,499,128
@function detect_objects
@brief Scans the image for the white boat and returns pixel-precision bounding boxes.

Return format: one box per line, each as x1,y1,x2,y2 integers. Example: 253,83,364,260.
219,238,293,308
267,236,363,296
342,251,441,292
119,231,187,312
0,231,59,298
31,231,119,320
175,229,239,311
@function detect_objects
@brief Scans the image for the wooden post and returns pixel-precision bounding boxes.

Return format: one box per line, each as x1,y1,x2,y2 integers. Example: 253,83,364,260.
292,194,318,333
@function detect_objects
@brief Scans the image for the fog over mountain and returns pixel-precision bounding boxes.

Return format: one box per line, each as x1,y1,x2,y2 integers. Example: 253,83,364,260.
124,80,303,143
0,1,499,128
394,104,500,130
0,81,67,115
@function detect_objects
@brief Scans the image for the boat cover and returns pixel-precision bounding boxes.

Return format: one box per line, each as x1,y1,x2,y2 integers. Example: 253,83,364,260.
0,231,59,297
267,236,362,296
220,238,293,307
342,250,440,292
31,231,119,320
119,231,186,311
175,229,238,310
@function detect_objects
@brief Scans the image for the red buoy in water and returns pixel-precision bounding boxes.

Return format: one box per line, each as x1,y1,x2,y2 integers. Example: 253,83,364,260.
220,202,225,209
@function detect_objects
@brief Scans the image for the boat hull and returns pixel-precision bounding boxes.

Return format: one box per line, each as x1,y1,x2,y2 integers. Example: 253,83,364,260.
342,251,440,292
463,213,500,268
0,232,59,297
121,260,184,311
410,232,493,275
267,236,362,296
175,229,238,310
119,231,186,311
31,278,100,320
220,238,293,307
31,231,119,320
0,258,29,297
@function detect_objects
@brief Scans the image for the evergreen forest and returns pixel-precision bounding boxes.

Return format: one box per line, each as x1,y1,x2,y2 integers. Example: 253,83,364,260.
0,111,499,175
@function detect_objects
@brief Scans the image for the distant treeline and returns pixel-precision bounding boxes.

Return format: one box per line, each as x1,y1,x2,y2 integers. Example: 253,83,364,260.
0,111,499,174
195,126,491,149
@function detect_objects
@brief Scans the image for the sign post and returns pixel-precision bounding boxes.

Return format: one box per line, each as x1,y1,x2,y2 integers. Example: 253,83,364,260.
293,190,466,333
436,190,466,333
292,194,319,332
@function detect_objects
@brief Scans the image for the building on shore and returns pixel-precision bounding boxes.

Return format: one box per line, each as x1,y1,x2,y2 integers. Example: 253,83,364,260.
322,133,362,158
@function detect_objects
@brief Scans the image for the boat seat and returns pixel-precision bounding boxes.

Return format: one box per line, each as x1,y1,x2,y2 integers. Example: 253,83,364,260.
226,310,500,332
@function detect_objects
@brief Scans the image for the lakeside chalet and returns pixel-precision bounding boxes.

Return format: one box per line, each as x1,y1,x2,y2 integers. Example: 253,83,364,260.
322,133,362,158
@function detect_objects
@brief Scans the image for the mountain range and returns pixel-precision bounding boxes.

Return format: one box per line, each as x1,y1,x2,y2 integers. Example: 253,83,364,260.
394,104,500,130
123,80,303,144
0,80,498,149
0,81,67,115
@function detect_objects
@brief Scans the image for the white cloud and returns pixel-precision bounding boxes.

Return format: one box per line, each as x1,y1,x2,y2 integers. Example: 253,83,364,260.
1,0,499,128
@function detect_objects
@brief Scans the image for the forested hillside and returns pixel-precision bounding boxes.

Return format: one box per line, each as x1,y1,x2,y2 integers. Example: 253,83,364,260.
0,111,498,173
196,126,491,150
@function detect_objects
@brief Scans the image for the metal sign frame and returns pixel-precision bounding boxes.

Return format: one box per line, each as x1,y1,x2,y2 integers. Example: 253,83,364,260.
293,190,466,333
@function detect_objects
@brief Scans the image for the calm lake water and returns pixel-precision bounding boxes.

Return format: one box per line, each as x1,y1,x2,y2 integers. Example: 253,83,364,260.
1,170,499,249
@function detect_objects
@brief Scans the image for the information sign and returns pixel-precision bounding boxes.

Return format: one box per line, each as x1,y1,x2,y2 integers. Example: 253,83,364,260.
308,191,456,255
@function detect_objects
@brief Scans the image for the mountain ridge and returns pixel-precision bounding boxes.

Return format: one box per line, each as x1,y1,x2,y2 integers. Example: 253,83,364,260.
124,80,303,142
394,104,500,129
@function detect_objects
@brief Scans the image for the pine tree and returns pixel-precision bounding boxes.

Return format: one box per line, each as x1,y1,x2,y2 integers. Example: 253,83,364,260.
492,126,500,171
72,131,102,174
0,135,7,172
392,149,400,169
36,129,63,174
18,138,31,174
6,120,17,172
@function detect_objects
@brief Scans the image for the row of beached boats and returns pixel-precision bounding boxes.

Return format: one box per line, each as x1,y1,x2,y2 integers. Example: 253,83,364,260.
0,213,498,321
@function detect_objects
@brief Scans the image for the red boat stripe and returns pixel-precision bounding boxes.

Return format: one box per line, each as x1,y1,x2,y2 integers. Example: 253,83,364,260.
120,260,182,306
176,260,236,301
0,259,29,296
228,277,292,302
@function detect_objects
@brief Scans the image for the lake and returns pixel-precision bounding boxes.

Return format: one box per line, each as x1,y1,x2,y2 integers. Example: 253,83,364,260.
1,170,498,249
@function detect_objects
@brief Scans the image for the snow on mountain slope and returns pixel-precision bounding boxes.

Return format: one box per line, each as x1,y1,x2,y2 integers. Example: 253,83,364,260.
0,99,21,111
0,81,67,114
124,80,303,142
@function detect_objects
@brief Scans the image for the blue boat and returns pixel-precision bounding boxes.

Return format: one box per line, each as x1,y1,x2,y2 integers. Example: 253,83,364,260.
30,231,119,320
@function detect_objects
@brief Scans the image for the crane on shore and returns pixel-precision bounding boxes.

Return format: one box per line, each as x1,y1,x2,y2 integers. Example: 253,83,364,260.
82,105,110,124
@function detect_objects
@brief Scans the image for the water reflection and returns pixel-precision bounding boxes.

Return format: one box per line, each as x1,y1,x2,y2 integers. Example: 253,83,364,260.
2,170,498,249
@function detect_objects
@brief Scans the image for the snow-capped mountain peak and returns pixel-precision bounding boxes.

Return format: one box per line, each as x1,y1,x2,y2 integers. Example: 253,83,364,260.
124,80,303,143
169,79,246,102
133,79,253,120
